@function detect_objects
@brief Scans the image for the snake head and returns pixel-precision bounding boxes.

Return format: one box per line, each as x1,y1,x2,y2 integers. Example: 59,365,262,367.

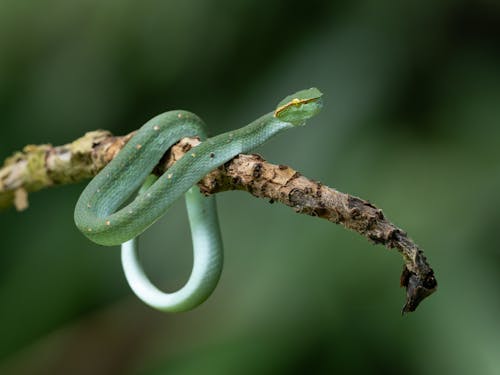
400,266,437,314
274,88,323,126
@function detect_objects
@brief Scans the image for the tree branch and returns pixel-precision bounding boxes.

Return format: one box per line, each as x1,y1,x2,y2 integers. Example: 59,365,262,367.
0,130,437,313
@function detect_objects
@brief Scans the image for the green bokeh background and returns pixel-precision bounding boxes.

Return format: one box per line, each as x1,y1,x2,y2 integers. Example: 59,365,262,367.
1,1,499,374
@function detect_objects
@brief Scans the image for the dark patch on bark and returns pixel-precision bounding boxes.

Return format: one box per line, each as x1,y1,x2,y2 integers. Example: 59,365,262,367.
231,176,242,186
401,267,438,314
181,143,192,153
253,163,263,178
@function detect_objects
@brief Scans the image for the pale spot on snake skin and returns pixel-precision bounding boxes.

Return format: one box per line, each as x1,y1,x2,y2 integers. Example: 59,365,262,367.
74,88,323,313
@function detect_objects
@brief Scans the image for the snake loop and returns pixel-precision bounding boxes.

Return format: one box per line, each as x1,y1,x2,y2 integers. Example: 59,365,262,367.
74,88,323,312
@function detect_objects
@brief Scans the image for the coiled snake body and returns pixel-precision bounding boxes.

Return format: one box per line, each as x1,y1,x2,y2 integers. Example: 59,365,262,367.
74,88,323,312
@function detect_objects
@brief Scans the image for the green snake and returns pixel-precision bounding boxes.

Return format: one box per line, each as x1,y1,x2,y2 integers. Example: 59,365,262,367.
74,88,323,312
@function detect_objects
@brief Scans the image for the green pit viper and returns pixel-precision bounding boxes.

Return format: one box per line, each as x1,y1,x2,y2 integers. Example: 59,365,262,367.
74,88,323,312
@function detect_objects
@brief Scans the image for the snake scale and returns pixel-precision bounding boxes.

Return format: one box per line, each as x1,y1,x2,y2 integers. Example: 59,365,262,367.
74,88,323,312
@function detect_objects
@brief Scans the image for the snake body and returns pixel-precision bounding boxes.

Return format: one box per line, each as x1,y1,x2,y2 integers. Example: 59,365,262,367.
74,88,323,312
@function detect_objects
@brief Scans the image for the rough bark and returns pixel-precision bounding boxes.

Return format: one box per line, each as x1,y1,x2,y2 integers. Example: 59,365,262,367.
0,130,437,312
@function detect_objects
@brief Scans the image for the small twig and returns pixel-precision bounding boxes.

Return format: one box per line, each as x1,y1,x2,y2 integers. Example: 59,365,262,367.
0,130,437,312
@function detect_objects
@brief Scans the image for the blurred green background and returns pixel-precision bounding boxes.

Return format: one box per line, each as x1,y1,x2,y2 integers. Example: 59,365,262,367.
1,0,499,374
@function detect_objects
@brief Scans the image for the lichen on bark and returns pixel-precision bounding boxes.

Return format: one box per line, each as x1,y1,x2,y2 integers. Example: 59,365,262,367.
0,130,437,312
